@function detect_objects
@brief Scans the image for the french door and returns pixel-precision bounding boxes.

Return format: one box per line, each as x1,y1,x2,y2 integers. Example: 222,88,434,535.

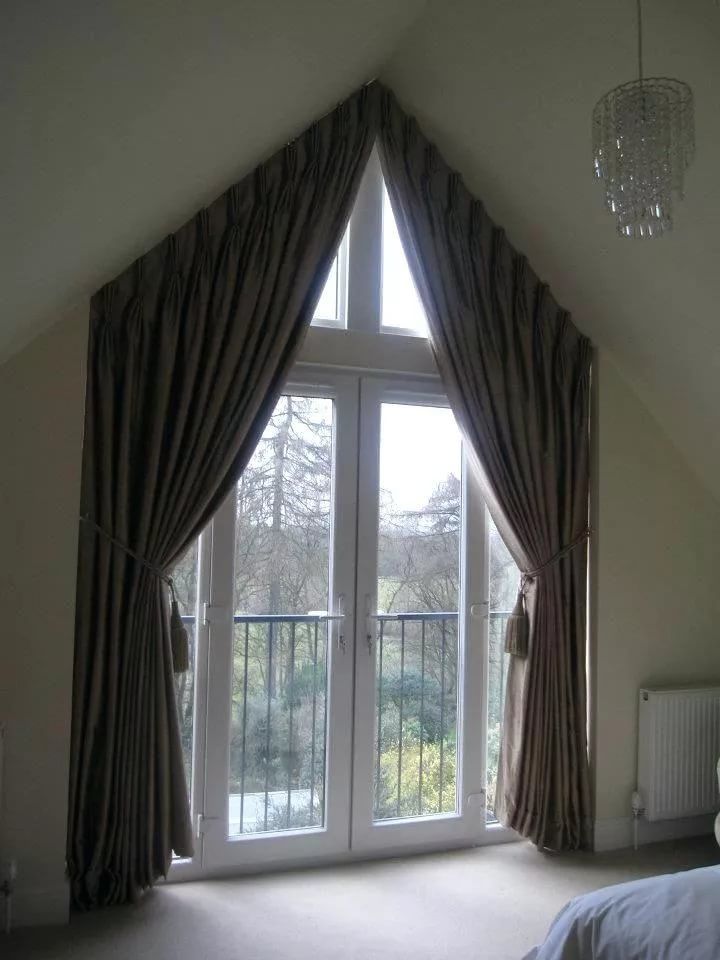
351,377,489,853
171,368,518,879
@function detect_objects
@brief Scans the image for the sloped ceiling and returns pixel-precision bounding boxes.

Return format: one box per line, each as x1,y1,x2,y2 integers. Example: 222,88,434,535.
382,0,720,499
2,0,719,497
0,0,426,356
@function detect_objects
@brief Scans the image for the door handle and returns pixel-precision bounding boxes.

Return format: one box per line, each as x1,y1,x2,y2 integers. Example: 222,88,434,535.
365,593,374,655
469,601,490,619
336,593,346,653
308,601,347,652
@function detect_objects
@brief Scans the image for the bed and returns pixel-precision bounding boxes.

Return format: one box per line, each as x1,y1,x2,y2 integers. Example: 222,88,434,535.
523,864,720,959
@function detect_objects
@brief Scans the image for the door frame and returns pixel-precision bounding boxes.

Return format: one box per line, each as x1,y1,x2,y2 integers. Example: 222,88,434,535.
169,527,212,881
168,368,517,884
349,376,490,852
196,370,361,872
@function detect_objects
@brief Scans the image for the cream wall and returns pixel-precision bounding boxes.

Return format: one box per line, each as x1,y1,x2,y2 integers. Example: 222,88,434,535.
382,0,720,841
592,351,720,833
0,306,87,925
0,0,425,362
2,318,719,926
382,0,720,504
1,0,719,930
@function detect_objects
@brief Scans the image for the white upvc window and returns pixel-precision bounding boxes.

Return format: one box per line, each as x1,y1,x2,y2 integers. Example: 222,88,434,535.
311,150,428,339
170,150,521,882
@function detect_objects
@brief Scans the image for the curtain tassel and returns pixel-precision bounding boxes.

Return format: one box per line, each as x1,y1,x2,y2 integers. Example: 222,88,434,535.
504,589,529,658
169,582,189,674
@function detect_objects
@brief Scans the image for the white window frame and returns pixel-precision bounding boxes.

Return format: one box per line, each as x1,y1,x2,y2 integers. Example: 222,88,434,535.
168,152,519,884
350,375,489,854
310,230,349,330
198,372,359,873
311,148,428,340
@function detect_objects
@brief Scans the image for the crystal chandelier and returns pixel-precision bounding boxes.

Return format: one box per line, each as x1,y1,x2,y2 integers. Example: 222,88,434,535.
592,0,695,238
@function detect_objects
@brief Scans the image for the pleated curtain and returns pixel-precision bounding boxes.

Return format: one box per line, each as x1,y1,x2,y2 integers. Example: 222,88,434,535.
68,84,381,909
69,80,592,911
377,89,592,850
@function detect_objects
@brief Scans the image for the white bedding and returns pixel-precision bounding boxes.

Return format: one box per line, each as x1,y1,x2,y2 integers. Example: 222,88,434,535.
523,865,720,960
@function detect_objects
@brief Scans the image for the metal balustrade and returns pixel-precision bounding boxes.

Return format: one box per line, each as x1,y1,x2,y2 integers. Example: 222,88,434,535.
181,609,511,830
232,614,329,835
373,612,457,820
372,610,511,823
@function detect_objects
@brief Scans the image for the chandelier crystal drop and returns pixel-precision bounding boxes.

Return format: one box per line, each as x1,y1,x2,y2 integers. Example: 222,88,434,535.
592,0,695,239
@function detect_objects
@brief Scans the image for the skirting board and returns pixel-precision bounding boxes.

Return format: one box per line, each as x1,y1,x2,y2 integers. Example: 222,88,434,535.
594,814,716,853
11,882,69,929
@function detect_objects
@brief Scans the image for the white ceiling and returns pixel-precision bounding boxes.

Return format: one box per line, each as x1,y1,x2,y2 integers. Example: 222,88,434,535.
384,0,720,499
2,0,719,497
0,0,425,355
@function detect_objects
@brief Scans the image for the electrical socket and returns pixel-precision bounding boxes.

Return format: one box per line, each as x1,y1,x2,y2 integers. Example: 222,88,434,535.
0,860,17,887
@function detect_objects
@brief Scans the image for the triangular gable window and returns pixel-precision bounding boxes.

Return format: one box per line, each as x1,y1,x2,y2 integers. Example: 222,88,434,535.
312,152,428,337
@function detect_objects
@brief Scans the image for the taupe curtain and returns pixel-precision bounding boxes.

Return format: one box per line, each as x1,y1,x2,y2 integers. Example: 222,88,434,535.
377,89,592,850
68,85,380,908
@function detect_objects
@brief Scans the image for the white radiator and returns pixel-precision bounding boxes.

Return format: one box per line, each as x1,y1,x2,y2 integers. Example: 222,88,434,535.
638,686,720,821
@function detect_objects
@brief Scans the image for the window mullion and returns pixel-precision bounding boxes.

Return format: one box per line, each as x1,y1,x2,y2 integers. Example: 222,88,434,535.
346,149,383,334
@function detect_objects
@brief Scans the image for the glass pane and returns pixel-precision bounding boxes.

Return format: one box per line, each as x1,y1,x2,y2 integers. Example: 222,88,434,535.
172,539,199,795
486,511,520,821
229,394,334,835
311,256,339,323
381,186,428,336
374,403,462,820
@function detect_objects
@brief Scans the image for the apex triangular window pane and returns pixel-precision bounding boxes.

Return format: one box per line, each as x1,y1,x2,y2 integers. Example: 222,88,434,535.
380,184,428,336
311,159,428,337
311,230,348,328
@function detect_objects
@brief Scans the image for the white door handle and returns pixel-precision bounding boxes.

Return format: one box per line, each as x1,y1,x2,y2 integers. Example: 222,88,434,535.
365,593,374,654
336,593,346,653
470,601,490,619
307,603,346,651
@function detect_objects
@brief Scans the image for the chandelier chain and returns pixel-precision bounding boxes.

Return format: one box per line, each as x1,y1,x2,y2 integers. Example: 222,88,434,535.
637,0,643,82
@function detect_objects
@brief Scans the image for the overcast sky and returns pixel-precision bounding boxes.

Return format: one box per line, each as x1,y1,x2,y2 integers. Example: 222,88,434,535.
380,402,461,512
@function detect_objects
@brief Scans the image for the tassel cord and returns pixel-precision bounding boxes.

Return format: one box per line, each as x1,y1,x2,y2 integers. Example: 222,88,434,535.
79,514,175,589
505,528,591,659
79,514,188,672
519,528,591,594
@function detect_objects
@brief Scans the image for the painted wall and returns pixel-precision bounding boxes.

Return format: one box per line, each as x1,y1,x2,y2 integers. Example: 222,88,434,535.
0,0,425,362
592,352,720,839
382,0,720,504
0,0,718,929
382,1,720,843
0,306,87,925
3,317,719,926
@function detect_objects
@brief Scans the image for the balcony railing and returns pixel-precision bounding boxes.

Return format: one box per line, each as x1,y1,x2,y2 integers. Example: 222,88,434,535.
373,612,457,820
180,609,511,830
372,610,510,823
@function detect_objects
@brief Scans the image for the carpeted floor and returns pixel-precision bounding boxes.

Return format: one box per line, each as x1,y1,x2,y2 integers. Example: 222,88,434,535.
5,836,720,960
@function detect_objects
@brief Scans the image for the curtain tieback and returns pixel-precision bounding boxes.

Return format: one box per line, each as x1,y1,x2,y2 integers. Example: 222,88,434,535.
520,527,591,589
505,528,591,659
79,515,190,673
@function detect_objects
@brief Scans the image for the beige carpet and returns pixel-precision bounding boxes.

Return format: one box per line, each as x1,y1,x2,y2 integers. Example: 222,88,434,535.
5,837,719,960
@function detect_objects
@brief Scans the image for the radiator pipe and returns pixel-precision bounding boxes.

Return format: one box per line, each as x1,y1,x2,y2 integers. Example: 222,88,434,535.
631,790,644,851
